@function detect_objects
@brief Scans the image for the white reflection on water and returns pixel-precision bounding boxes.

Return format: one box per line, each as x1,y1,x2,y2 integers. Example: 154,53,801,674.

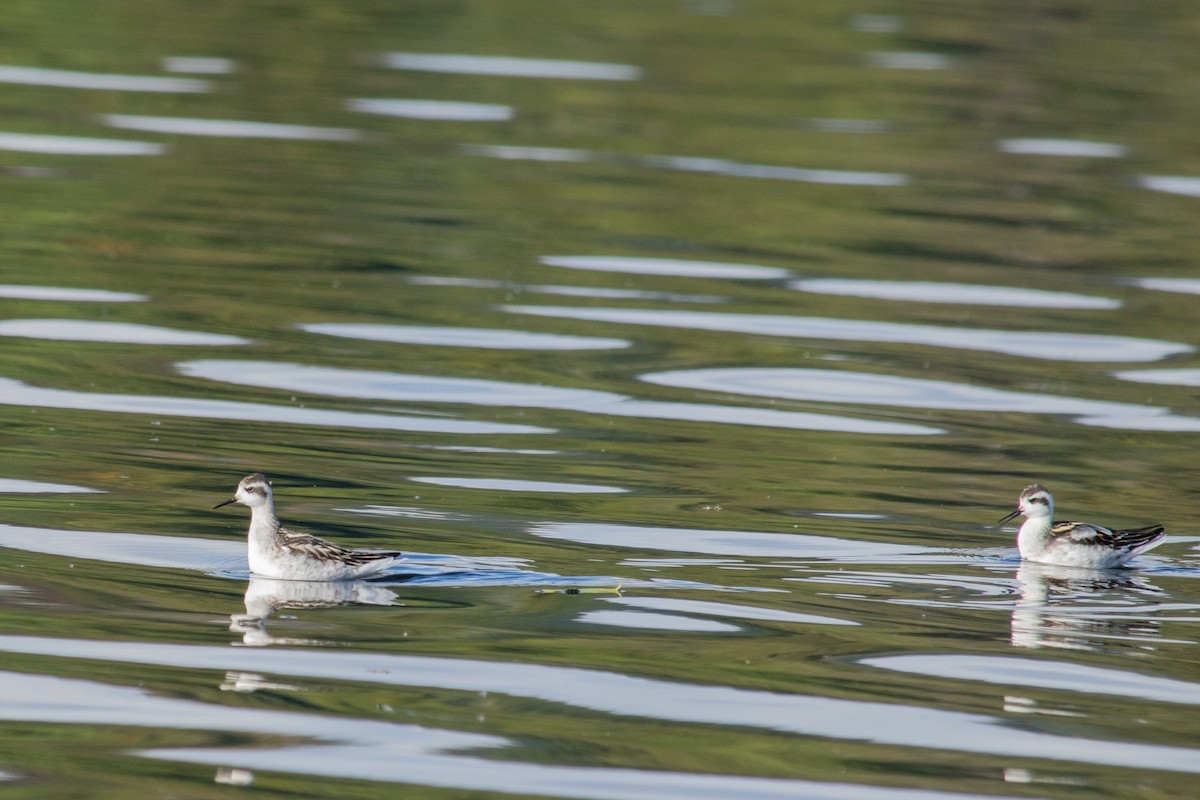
0,524,246,573
177,359,944,435
463,144,910,187
605,596,857,626
1115,367,1200,387
997,138,1127,158
0,479,101,494
0,64,209,92
1133,277,1200,295
101,114,360,141
415,444,560,455
465,144,591,162
409,275,726,303
861,649,1200,704
507,305,1192,362
161,56,234,74
530,522,943,562
301,322,629,350
1137,175,1200,197
0,377,548,435
867,52,954,70
0,285,145,302
790,278,1120,309
381,52,642,81
807,118,891,133
0,133,165,156
347,98,513,121
0,319,247,345
541,255,788,280
577,609,742,632
851,14,904,33
410,477,626,493
641,367,1189,429
6,635,1200,775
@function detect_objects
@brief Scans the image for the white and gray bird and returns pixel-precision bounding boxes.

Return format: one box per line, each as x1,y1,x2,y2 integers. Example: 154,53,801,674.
214,473,403,580
998,483,1165,568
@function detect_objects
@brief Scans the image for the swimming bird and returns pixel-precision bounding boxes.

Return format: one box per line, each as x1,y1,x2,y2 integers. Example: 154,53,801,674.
998,483,1165,568
214,473,403,580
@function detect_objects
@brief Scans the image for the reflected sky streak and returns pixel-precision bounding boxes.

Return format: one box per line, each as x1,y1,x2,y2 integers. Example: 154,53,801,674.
301,322,628,350
530,521,941,561
790,279,1120,309
0,670,1013,800
0,132,165,155
177,360,944,435
0,64,209,92
463,144,909,187
0,285,145,302
381,53,641,80
642,367,1191,429
862,654,1200,705
3,635,1200,775
542,255,788,280
507,305,1190,362
0,479,101,494
0,377,548,435
0,319,247,345
101,114,360,141
348,98,513,121
411,477,626,493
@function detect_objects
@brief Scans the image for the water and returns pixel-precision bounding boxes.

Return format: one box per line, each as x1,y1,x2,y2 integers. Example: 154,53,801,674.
2,3,1200,798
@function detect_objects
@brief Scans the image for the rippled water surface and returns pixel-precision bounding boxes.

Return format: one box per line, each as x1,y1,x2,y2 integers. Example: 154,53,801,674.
3,3,1200,799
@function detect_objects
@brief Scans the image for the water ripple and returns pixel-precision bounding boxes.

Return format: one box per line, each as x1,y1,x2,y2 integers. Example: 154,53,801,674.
0,132,165,156
0,64,209,92
0,319,246,345
464,144,910,187
642,367,1192,429
0,377,547,435
997,139,1127,158
790,279,1120,309
101,114,360,141
178,359,944,435
0,667,1024,800
3,635,1200,774
530,521,944,562
301,322,629,350
0,285,145,302
347,98,513,121
860,653,1200,704
161,56,234,74
411,477,626,493
507,305,1191,362
542,255,788,280
409,275,725,303
380,52,641,81
0,479,101,494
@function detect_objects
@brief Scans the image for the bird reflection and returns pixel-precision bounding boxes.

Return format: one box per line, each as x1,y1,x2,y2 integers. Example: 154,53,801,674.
1011,561,1162,651
230,576,398,646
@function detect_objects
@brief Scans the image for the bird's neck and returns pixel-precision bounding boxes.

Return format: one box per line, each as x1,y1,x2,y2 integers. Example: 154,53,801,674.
247,502,280,541
1018,516,1053,553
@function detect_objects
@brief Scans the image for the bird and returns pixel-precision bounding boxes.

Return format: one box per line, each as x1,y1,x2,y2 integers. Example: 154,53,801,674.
213,473,403,580
998,483,1165,568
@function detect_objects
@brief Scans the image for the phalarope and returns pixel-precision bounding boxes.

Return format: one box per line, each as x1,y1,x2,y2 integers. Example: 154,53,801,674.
998,483,1165,568
214,473,403,580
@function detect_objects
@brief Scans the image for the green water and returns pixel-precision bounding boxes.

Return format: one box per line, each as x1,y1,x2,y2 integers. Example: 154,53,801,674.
2,2,1200,798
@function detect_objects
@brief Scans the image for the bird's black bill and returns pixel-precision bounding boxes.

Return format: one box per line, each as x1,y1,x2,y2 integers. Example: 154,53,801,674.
997,508,1021,525
213,497,237,510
